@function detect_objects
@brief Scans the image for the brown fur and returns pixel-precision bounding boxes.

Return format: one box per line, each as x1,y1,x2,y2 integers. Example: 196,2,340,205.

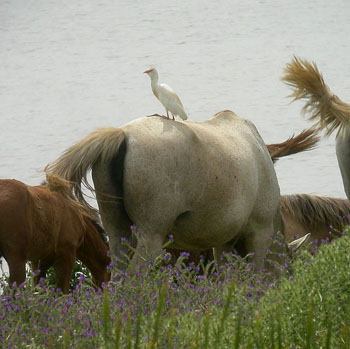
280,194,350,247
281,56,350,136
45,173,97,223
0,177,110,293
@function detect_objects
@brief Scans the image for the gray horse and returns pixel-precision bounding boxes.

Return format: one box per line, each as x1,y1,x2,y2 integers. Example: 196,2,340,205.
282,56,350,199
46,111,305,273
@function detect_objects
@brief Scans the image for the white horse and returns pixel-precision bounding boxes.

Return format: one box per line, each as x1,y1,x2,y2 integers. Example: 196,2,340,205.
282,56,350,199
46,111,308,273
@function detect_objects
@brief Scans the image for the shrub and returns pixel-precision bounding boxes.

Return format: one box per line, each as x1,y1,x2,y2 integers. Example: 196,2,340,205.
1,230,350,348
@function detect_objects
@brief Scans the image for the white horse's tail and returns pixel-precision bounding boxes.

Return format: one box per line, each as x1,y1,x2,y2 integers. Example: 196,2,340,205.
282,56,350,136
45,128,126,216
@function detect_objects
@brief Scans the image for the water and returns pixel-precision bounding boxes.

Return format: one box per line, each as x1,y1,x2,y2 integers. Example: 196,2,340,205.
1,0,349,275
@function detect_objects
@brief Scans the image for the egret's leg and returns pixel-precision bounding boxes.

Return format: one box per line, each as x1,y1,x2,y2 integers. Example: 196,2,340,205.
151,113,169,120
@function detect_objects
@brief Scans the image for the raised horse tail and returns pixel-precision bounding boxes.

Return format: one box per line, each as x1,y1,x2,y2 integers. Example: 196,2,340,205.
281,56,350,136
267,128,320,163
45,127,126,216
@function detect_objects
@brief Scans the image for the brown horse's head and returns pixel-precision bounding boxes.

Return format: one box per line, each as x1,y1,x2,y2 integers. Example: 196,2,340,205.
77,219,111,288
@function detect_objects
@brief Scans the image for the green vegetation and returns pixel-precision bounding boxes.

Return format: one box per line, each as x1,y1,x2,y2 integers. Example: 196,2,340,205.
1,230,350,348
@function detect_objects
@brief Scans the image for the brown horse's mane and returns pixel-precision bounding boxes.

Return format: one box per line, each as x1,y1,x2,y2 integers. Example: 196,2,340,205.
44,174,109,246
280,194,350,230
90,220,109,247
44,173,98,223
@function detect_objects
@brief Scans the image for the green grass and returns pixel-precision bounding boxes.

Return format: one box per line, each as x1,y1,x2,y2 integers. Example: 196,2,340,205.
2,230,350,348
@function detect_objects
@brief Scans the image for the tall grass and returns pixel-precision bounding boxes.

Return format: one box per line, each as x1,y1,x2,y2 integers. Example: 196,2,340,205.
1,230,350,347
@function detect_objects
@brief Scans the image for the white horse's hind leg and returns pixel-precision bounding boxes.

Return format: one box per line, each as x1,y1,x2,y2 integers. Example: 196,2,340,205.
92,165,133,271
244,224,275,271
336,131,350,200
127,229,165,275
213,244,235,265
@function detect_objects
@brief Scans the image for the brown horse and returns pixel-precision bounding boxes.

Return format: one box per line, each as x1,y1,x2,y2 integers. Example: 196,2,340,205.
280,194,350,251
0,175,111,294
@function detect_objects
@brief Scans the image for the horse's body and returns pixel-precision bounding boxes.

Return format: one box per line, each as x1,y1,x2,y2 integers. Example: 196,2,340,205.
280,194,350,249
46,111,287,273
282,56,350,199
0,178,110,293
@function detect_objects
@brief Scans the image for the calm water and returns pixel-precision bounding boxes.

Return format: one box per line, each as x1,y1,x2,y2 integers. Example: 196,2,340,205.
1,0,349,275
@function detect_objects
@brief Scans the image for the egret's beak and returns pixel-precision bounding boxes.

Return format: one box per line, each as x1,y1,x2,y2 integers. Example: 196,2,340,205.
143,69,152,74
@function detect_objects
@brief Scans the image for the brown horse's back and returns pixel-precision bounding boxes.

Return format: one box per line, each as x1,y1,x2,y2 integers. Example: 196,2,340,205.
0,180,84,264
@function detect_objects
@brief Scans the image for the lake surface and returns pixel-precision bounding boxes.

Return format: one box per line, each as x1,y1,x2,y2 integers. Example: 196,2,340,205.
1,0,349,275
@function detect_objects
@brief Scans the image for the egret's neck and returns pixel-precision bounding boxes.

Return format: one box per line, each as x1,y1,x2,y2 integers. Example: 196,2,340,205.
150,72,159,86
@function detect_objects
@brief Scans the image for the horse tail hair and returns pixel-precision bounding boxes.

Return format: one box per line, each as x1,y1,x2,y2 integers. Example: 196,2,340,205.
45,173,96,222
281,56,350,136
45,127,126,216
267,128,320,163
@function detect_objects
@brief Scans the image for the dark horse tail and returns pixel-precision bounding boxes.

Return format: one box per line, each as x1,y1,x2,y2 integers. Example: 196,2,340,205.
267,128,319,163
45,128,126,217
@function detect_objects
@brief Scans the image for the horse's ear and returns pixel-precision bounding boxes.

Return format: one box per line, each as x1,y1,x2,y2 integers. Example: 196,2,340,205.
287,233,311,251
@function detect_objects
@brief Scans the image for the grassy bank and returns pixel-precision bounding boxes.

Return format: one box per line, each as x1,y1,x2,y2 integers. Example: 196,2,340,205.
1,230,350,348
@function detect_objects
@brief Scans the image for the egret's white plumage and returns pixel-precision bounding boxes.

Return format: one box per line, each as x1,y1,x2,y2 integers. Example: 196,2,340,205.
144,67,188,121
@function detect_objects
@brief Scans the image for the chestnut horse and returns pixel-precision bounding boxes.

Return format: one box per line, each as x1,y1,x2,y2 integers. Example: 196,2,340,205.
0,175,110,293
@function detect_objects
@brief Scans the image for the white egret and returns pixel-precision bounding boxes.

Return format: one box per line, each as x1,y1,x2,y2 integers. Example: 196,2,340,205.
144,67,188,121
